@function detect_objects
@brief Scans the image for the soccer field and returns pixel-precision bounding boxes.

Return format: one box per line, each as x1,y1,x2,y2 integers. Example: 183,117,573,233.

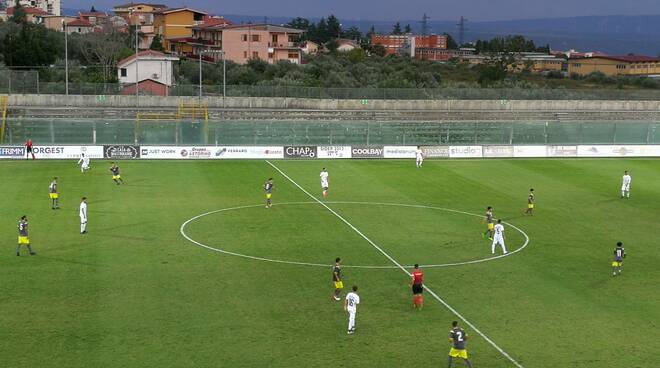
1,158,659,368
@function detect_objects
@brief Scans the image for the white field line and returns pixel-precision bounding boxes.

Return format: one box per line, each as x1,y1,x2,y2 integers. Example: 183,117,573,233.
179,201,529,269
266,160,525,368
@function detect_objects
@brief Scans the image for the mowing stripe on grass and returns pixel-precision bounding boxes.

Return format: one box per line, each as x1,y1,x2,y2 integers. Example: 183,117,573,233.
266,160,525,368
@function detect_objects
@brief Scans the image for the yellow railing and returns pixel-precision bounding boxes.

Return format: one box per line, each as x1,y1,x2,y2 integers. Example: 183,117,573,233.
0,96,8,144
134,101,210,144
177,102,209,121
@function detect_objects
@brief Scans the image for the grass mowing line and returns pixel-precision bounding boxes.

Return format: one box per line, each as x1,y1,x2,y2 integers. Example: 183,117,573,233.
266,160,526,368
180,201,530,269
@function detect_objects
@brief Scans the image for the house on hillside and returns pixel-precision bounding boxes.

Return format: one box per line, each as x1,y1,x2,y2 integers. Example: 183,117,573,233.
78,11,108,26
66,18,95,34
153,7,207,53
117,50,179,96
301,40,320,55
6,6,48,23
336,39,360,52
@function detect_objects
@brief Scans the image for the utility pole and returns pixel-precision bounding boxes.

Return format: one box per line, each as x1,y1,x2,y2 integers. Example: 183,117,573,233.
420,13,430,36
457,16,468,47
62,20,69,95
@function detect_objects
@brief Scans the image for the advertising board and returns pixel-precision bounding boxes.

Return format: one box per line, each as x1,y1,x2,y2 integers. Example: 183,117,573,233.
103,145,140,159
383,146,418,158
317,146,352,159
214,146,284,159
483,145,514,158
31,145,104,159
547,145,577,157
284,146,317,159
421,146,450,158
513,146,547,158
0,146,26,159
449,146,483,158
577,145,660,157
351,146,384,159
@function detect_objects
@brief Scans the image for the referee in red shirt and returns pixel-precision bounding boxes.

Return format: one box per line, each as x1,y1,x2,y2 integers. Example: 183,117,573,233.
25,139,35,160
410,264,424,309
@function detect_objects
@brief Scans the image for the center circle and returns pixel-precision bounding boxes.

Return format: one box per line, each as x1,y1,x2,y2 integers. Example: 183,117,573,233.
180,201,530,269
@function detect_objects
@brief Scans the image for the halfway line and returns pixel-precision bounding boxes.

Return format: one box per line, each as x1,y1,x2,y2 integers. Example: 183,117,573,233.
265,160,525,368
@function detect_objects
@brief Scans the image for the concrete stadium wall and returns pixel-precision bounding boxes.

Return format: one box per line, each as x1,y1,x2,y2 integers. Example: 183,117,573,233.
6,94,660,112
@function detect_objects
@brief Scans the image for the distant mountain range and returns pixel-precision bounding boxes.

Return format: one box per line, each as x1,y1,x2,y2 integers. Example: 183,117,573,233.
63,8,660,56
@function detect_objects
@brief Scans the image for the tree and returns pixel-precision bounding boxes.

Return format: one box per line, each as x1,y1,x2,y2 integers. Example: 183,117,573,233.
10,0,27,24
79,32,130,82
404,24,412,34
327,14,341,39
371,45,386,57
287,17,310,31
149,34,164,52
391,22,402,35
2,23,60,67
90,6,97,12
444,33,458,49
343,26,361,42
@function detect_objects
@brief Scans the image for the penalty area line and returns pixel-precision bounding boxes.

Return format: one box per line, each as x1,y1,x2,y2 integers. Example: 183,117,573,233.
265,160,525,368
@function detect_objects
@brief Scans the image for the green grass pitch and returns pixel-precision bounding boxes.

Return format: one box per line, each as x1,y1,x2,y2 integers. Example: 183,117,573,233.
1,158,659,367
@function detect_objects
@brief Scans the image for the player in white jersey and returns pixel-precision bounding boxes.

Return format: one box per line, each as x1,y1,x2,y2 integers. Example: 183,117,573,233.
415,146,424,168
491,219,507,254
320,168,329,199
79,197,88,234
77,153,91,173
344,285,360,334
621,170,631,199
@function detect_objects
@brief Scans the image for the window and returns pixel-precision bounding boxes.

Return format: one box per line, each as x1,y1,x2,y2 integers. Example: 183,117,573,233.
241,34,248,41
243,51,248,58
252,51,259,58
288,53,298,59
268,52,274,58
271,34,277,44
251,34,260,42
120,68,127,77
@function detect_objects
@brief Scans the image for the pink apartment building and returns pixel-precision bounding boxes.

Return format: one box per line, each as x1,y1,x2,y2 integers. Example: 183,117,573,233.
185,23,305,64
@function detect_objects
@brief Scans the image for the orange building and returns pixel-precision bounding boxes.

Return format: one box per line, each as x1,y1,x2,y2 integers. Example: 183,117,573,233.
153,7,207,52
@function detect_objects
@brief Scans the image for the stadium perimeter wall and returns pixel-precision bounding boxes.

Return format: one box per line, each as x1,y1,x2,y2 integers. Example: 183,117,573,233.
6,94,660,111
2,144,660,160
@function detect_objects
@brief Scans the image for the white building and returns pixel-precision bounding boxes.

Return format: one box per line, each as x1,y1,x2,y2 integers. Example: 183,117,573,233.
117,50,179,86
18,0,60,16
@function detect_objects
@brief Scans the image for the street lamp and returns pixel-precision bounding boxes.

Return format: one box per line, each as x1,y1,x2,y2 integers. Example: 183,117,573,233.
198,49,226,102
130,10,139,107
62,20,68,95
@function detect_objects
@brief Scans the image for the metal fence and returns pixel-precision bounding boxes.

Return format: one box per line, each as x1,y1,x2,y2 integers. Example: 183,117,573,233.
3,71,660,100
4,118,660,146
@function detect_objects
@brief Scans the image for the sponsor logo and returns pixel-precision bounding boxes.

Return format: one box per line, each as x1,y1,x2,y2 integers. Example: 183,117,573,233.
104,145,140,159
483,145,514,157
421,146,449,158
33,146,65,154
548,145,577,157
284,146,317,159
351,146,384,158
0,146,26,157
183,147,212,159
141,148,177,156
449,146,483,158
318,146,351,158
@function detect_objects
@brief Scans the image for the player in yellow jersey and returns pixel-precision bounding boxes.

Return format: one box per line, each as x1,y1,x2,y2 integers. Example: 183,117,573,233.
524,188,535,216
49,177,60,209
264,178,273,208
17,216,36,256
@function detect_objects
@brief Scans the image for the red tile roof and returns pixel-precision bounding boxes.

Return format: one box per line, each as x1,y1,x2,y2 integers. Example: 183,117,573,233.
67,18,94,27
6,6,49,16
79,12,108,17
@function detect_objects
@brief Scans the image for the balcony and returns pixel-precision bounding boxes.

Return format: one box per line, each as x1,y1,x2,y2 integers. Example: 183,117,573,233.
267,42,302,49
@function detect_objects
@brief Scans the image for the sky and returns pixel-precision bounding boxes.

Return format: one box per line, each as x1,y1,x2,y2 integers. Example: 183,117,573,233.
70,0,660,21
